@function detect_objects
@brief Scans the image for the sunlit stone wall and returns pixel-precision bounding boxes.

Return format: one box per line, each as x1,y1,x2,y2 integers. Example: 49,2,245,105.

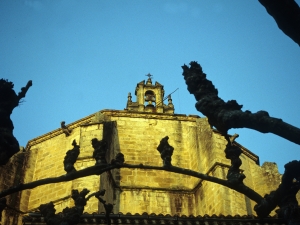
2,109,295,225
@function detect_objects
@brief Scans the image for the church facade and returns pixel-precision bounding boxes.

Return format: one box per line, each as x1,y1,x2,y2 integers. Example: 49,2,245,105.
0,77,285,225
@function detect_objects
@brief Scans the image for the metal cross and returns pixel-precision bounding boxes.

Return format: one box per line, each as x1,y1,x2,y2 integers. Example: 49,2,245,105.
145,73,153,79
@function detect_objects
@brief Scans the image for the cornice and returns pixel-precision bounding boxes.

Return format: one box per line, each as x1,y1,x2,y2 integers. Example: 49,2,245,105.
25,114,95,150
100,109,200,122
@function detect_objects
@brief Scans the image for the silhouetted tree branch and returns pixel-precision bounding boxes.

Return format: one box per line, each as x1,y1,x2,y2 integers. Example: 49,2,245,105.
259,0,300,46
0,162,263,204
0,164,115,198
181,61,300,145
0,131,298,220
254,160,300,218
8,158,299,219
182,62,300,220
0,79,32,165
38,189,107,225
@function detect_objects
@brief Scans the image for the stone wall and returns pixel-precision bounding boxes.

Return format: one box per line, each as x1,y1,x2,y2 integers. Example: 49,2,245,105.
118,188,195,216
0,110,297,225
109,112,201,215
102,111,263,216
21,114,101,213
192,120,250,216
27,129,78,211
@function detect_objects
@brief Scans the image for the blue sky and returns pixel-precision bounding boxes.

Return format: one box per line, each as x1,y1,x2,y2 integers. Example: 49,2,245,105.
1,0,299,173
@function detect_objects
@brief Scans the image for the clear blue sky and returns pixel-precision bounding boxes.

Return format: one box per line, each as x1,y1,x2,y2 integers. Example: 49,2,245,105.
1,0,299,173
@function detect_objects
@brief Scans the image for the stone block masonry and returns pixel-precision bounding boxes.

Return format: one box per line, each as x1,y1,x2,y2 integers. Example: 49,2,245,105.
0,109,293,225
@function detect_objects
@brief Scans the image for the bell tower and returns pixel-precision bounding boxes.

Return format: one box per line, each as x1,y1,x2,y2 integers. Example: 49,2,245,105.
125,74,174,114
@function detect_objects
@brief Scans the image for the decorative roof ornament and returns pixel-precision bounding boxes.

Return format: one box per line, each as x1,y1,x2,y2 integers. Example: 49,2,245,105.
145,73,153,79
61,121,72,137
145,73,153,85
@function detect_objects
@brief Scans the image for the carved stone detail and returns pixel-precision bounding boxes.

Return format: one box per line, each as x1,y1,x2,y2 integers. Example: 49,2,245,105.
61,121,72,137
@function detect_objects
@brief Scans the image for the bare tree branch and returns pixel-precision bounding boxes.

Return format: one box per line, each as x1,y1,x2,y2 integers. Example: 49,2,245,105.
0,79,32,165
254,160,300,218
259,0,300,46
181,61,300,145
0,162,263,204
0,164,115,198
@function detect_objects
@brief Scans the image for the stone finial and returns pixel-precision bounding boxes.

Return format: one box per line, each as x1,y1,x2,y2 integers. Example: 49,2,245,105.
146,78,152,85
127,92,132,103
146,73,153,85
61,121,72,137
168,95,174,107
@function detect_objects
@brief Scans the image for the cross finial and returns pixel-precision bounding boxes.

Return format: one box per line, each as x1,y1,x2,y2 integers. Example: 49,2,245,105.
146,73,153,79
